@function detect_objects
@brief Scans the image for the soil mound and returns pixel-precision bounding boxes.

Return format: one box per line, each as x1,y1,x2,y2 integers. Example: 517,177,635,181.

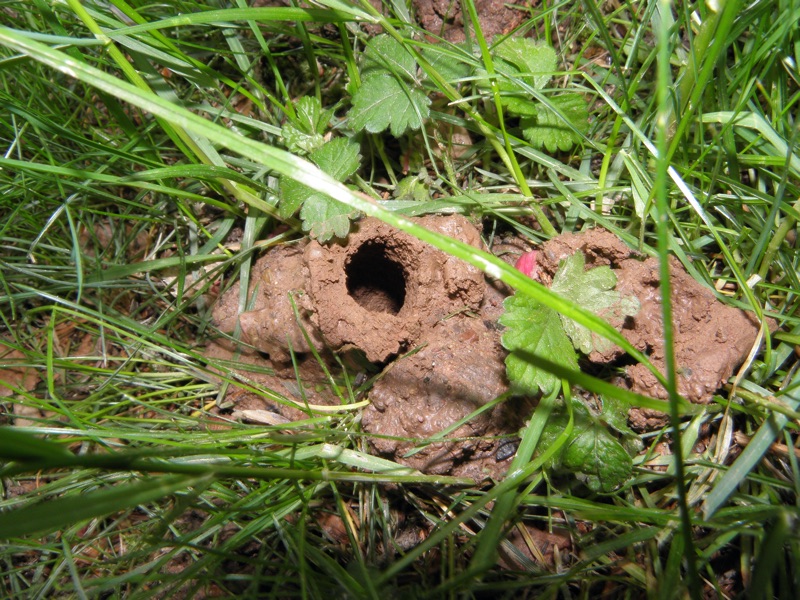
207,220,767,476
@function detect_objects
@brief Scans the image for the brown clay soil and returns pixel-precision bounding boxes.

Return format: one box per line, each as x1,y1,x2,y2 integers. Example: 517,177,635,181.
533,229,770,430
412,0,535,42
206,218,766,478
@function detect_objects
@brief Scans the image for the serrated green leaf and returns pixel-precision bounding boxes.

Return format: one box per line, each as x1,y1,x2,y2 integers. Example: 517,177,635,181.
499,294,578,395
394,175,429,202
300,195,358,242
500,96,540,117
282,124,325,155
482,38,556,116
499,251,638,396
297,96,335,135
350,34,432,136
420,44,472,84
561,424,632,493
281,97,334,155
277,177,307,220
551,251,638,354
308,137,361,180
494,38,556,91
521,94,589,153
598,393,637,438
538,398,633,492
279,137,361,237
349,73,431,136
362,34,418,82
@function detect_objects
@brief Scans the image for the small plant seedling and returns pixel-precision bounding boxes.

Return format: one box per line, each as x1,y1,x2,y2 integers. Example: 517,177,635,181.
520,93,590,153
501,250,639,395
281,96,335,155
348,35,431,137
277,34,589,243
393,173,430,202
488,37,557,116
538,393,636,492
480,37,590,152
279,135,362,242
500,250,640,490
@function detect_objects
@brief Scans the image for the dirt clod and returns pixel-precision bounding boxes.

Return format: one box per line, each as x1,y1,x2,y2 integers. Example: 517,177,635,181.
361,315,525,480
303,216,485,363
234,242,325,364
535,229,765,412
208,220,767,475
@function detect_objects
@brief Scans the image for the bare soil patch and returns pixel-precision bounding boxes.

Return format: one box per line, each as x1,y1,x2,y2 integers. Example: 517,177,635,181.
413,0,535,42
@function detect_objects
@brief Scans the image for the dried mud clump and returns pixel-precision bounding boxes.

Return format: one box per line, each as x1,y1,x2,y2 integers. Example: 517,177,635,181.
208,219,767,476
361,316,529,480
303,216,485,363
233,243,325,364
209,215,525,478
535,229,766,429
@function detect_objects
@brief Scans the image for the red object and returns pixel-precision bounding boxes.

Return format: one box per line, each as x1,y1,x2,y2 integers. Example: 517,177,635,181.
514,251,538,279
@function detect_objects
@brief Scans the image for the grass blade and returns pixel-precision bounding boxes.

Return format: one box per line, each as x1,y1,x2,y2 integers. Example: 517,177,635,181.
704,371,800,518
0,474,208,539
655,0,700,594
0,428,72,462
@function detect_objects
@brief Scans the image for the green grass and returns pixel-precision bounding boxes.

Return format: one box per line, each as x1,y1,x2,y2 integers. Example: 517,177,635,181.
1,0,799,597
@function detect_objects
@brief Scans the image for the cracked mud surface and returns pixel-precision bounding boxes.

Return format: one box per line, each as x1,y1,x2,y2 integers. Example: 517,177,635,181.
207,220,767,476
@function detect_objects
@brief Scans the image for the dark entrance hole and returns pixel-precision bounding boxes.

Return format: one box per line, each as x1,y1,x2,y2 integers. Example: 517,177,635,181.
345,242,407,315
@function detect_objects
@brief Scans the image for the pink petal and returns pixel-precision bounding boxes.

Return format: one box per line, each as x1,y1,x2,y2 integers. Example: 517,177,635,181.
514,251,538,278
